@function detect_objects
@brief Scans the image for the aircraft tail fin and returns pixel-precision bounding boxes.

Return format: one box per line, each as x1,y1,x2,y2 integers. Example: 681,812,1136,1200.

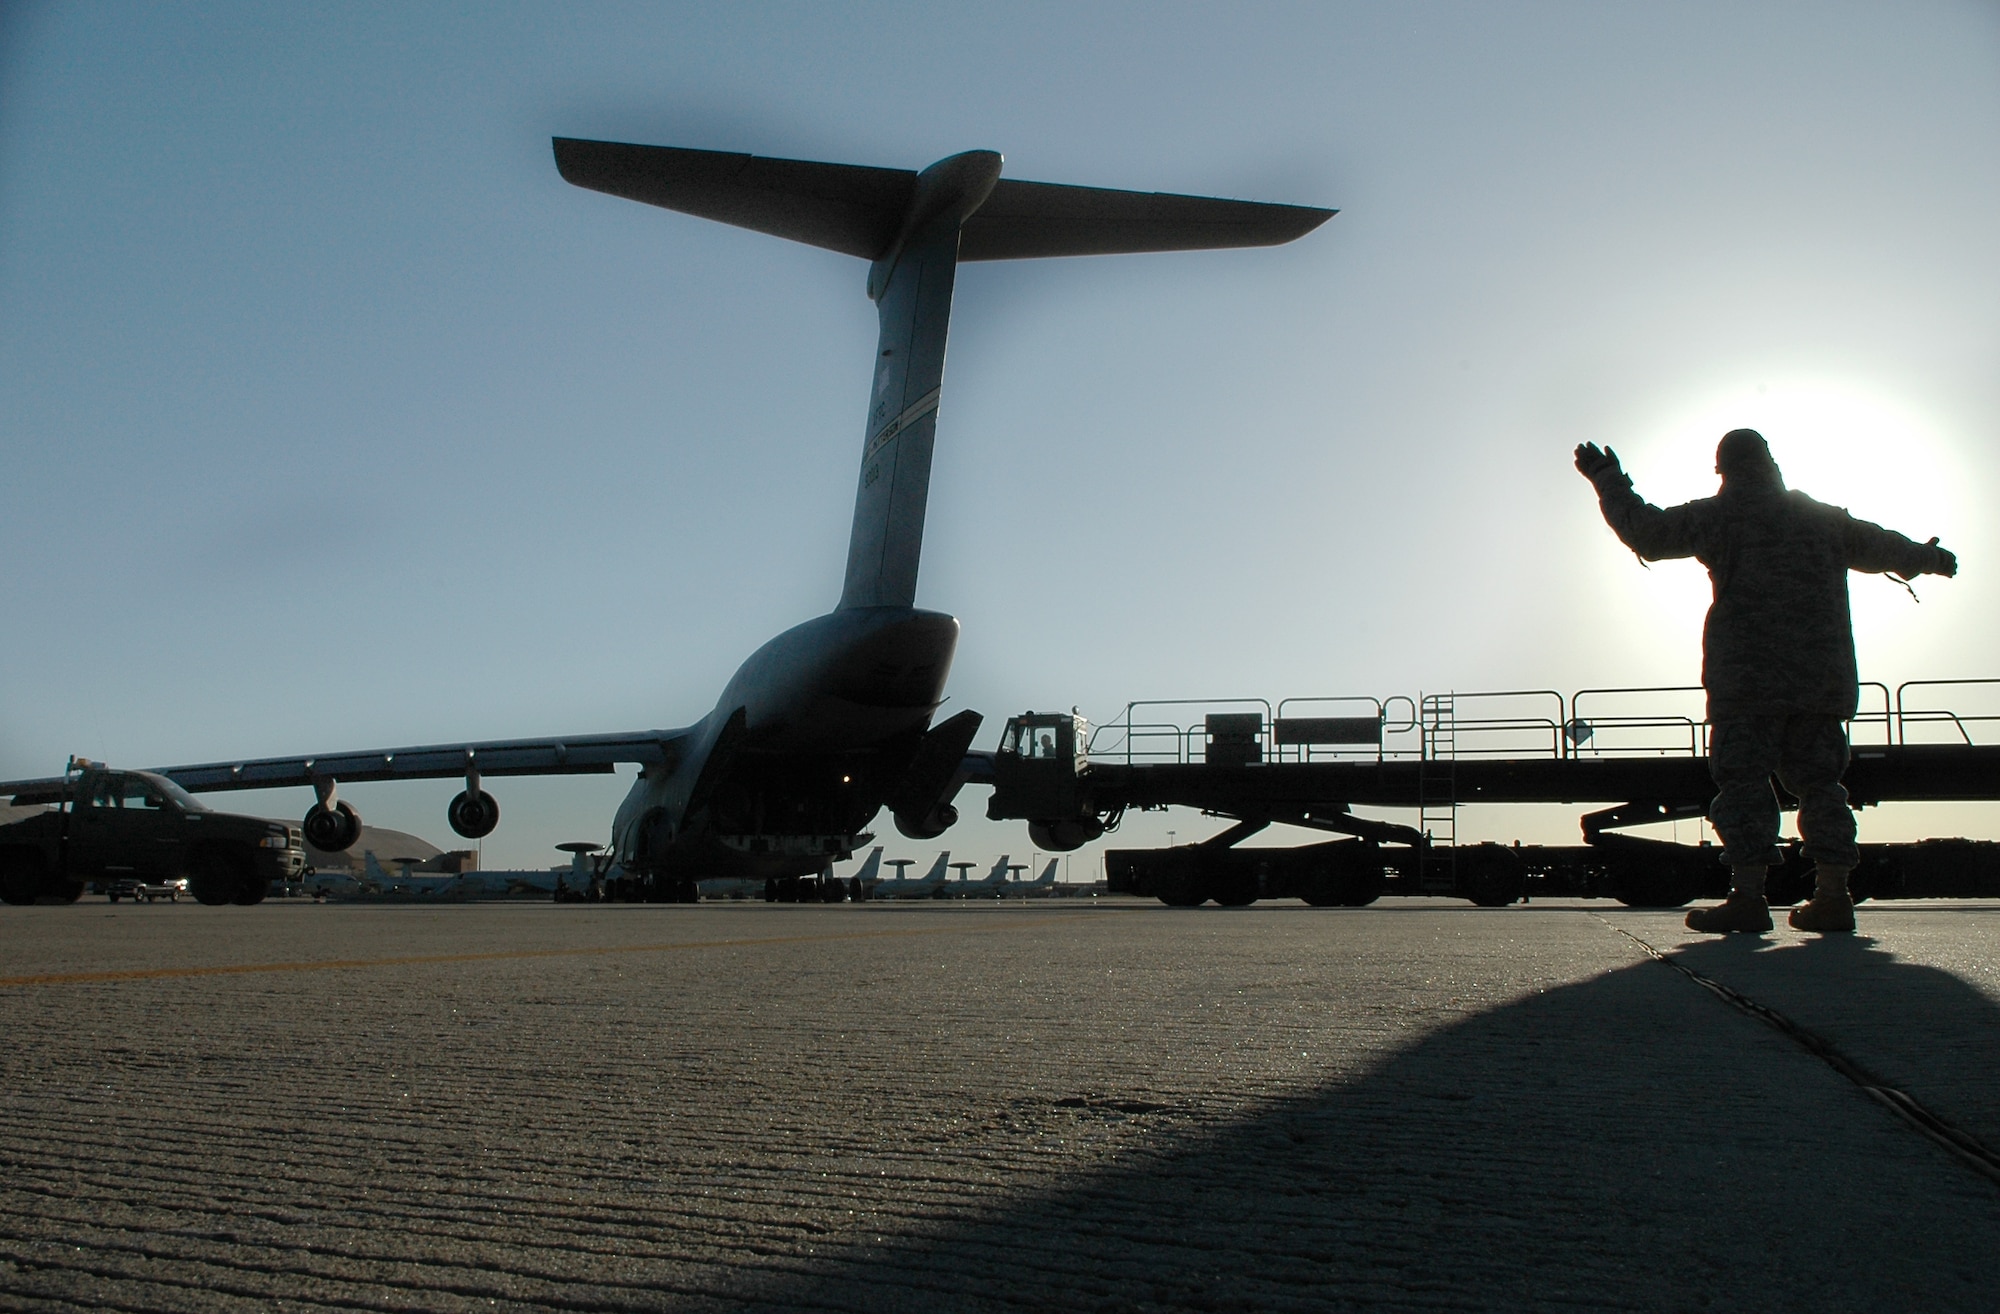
553,138,1332,610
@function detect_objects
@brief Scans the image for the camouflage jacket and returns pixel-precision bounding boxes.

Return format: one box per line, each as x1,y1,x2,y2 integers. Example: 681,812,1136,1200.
1592,477,1944,718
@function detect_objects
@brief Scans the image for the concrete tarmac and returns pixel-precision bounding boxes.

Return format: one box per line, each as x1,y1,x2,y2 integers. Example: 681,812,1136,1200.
2,898,1997,1312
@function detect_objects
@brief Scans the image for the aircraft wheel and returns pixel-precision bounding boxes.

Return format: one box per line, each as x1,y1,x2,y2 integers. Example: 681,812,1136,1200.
54,879,85,904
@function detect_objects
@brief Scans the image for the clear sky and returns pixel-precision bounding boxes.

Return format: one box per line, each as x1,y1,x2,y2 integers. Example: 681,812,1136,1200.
5,1,1998,872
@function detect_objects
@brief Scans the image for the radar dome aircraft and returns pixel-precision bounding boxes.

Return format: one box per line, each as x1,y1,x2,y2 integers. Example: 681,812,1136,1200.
1,138,1333,904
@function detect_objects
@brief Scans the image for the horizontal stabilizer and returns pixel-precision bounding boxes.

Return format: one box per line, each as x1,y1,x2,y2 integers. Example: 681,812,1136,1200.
554,139,912,259
552,138,1334,261
960,179,1333,260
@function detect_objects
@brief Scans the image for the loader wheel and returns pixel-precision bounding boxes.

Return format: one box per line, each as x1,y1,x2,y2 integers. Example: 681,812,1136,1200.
1206,871,1259,907
1460,843,1527,908
1153,864,1207,907
1303,848,1385,907
1612,854,1700,909
0,851,47,906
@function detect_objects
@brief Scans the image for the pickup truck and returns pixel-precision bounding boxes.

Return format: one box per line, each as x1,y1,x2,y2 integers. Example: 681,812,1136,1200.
0,760,306,906
104,876,189,903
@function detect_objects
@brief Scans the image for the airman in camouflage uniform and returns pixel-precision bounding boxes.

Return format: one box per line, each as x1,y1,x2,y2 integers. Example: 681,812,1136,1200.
1575,429,1956,933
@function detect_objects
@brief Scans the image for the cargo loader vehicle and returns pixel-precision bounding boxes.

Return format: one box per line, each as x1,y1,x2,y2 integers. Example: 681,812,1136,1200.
982,681,2000,908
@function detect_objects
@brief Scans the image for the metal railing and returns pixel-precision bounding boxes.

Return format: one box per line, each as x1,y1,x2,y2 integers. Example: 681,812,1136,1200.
1079,678,1999,766
1894,679,2000,746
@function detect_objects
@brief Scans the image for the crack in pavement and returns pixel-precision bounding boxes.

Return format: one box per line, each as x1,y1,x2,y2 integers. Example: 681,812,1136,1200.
1602,915,2000,1188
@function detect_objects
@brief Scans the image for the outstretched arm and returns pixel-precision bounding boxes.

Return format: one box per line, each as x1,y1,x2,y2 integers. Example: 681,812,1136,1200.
1574,443,1700,561
1841,514,1957,579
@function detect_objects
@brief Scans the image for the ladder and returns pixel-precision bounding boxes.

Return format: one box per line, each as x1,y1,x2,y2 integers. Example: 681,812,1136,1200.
1419,693,1457,894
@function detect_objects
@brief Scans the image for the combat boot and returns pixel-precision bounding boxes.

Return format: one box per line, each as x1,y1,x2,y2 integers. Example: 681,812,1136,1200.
1684,892,1772,934
1787,894,1855,933
1788,863,1856,933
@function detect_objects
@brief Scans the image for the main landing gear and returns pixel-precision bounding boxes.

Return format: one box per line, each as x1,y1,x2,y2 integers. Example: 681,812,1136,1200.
763,874,848,903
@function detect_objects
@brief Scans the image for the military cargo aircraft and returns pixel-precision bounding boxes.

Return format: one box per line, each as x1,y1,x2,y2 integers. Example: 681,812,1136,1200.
0,138,1332,904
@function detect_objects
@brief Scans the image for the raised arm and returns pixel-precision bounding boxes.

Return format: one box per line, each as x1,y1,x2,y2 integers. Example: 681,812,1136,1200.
1574,443,1702,561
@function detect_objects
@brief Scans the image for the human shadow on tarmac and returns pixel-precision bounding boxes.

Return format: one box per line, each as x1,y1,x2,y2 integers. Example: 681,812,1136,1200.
729,922,2000,1313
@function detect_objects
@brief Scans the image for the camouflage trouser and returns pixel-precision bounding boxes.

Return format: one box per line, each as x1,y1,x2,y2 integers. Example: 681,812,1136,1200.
1707,715,1858,868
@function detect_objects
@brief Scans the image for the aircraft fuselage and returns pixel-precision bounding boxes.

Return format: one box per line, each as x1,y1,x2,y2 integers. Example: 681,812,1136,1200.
612,605,957,881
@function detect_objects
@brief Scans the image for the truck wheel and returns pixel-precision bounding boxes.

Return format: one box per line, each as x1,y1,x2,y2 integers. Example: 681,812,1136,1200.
0,851,47,906
187,847,250,906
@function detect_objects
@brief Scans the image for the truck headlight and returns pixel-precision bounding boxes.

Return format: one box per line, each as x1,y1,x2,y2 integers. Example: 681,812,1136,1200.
260,834,292,849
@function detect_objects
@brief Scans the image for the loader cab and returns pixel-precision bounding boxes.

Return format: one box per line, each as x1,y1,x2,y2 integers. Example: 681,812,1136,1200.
988,712,1092,827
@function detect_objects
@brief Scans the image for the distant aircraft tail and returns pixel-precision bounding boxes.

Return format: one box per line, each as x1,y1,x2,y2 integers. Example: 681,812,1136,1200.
552,139,1333,611
852,846,883,884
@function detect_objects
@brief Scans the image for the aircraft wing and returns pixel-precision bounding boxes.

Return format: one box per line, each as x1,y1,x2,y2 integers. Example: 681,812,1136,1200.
552,138,1334,263
0,728,692,804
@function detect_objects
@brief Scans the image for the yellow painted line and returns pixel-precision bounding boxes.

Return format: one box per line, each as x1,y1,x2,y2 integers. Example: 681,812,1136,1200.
0,914,1075,989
